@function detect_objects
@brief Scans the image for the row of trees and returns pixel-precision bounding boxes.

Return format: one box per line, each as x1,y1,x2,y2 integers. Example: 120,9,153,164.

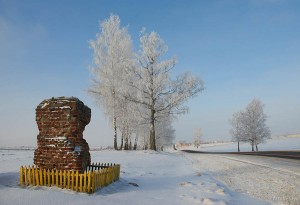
88,15,204,150
230,98,271,152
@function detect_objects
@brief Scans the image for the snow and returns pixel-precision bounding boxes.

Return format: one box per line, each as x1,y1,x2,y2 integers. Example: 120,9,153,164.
45,145,56,148
41,102,49,109
59,106,71,109
0,150,269,205
44,136,67,141
176,135,300,205
185,153,300,205
1,136,299,204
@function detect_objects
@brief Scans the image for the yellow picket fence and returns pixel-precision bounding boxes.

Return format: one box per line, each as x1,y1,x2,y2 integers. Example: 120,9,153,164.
19,163,120,193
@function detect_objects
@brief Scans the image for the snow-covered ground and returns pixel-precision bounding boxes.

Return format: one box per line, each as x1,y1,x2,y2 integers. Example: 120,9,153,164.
1,149,271,205
1,134,300,205
185,153,300,205
176,135,300,205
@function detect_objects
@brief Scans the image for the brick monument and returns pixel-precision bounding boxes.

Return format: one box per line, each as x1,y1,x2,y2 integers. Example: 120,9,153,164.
34,97,91,172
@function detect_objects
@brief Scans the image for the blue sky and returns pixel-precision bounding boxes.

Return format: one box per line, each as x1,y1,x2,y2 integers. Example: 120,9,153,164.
0,0,299,147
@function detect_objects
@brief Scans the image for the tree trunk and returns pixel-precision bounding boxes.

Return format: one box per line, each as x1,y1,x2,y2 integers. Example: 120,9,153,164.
129,139,132,150
119,132,124,150
124,136,129,150
149,109,156,150
256,145,258,151
113,116,118,150
251,142,254,152
238,139,240,152
133,136,138,150
173,144,177,150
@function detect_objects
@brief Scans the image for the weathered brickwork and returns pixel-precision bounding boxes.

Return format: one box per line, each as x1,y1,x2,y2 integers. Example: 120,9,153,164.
34,97,91,173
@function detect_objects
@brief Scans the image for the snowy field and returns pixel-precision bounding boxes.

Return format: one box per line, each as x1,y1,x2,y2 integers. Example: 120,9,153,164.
1,136,300,205
183,135,300,152
0,149,275,205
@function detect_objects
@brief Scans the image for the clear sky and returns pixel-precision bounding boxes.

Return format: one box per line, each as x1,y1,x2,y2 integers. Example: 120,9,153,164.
0,0,299,147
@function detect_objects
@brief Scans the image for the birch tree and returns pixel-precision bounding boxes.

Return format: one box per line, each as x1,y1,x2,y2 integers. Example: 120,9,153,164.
88,14,133,150
243,99,271,151
156,118,175,150
230,99,271,152
193,128,202,148
230,111,245,152
126,31,204,150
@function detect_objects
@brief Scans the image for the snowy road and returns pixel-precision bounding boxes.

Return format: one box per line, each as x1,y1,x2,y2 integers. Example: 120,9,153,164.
183,150,300,160
183,152,300,205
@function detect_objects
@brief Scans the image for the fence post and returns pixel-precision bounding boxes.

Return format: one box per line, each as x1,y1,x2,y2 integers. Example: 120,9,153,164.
75,171,79,192
47,169,51,186
87,171,91,193
79,173,82,192
32,166,35,186
19,166,23,186
51,170,54,186
92,172,96,193
35,168,39,186
59,170,63,188
83,171,87,192
55,170,59,187
71,170,74,190
40,169,47,186
67,171,70,189
24,167,27,185
63,170,66,189
28,167,31,185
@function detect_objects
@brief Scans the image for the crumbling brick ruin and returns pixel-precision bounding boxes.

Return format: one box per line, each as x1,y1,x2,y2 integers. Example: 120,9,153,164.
34,97,91,172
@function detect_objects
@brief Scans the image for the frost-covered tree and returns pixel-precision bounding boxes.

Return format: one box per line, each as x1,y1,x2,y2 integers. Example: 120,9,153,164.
156,118,175,150
230,99,271,152
88,14,133,150
126,30,204,150
230,111,245,152
243,99,271,151
193,128,202,148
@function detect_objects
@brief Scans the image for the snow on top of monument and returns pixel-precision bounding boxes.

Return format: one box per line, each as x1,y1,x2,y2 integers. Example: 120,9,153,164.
45,144,56,148
38,97,83,109
44,136,68,141
39,96,80,105
41,102,49,109
59,106,71,109
49,96,80,101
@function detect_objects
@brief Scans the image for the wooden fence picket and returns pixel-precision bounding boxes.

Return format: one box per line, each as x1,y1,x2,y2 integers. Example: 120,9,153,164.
51,170,54,186
87,172,91,193
47,170,50,186
79,173,82,192
84,171,87,192
75,171,79,192
43,169,46,185
35,169,39,186
19,166,23,186
67,171,70,189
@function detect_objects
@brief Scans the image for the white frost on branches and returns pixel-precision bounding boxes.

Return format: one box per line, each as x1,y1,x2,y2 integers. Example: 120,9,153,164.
230,98,271,151
125,30,204,150
89,15,204,150
193,128,202,148
88,14,134,150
